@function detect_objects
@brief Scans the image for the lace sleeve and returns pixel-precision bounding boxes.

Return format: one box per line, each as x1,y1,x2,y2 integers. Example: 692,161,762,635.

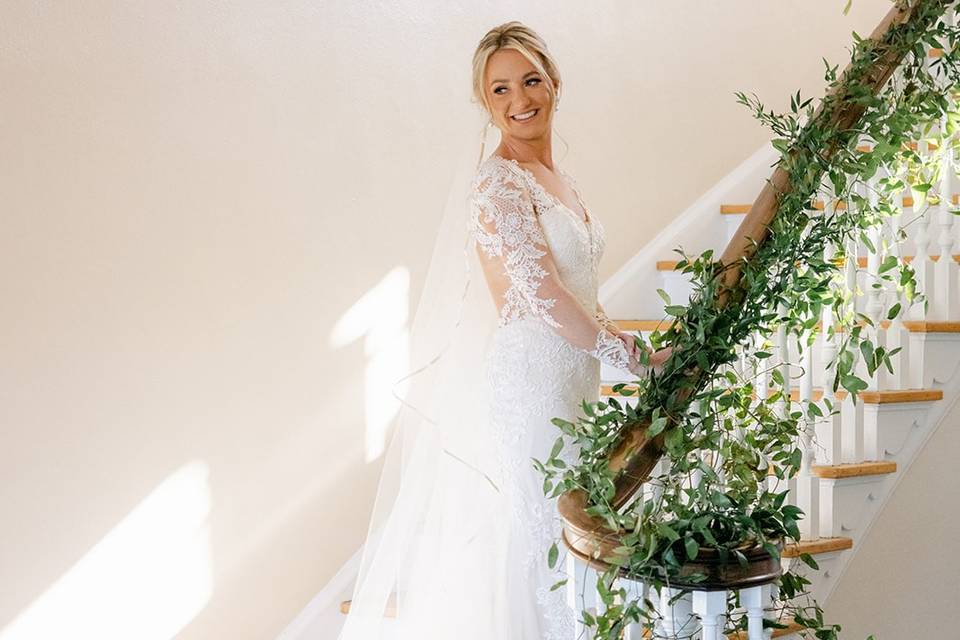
469,162,634,372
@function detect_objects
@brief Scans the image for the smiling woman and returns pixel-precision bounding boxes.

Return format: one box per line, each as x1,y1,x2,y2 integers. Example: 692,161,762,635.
481,41,560,139
308,19,668,640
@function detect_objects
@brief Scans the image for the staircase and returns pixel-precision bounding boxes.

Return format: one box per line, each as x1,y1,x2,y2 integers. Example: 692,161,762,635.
333,10,960,636
337,150,960,638
588,130,960,636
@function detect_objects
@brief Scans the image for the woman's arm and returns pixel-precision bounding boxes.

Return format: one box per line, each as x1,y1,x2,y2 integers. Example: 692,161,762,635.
470,166,645,374
595,302,625,335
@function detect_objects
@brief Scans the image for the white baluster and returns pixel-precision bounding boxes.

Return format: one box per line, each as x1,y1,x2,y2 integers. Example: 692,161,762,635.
886,182,912,390
649,458,666,507
692,589,727,640
865,169,889,392
910,139,936,321
933,111,959,320
573,560,599,637
565,553,583,639
774,304,789,421
751,332,779,495
622,579,647,640
773,306,797,504
841,236,865,463
818,240,843,464
740,584,773,640
795,329,819,539
658,587,696,639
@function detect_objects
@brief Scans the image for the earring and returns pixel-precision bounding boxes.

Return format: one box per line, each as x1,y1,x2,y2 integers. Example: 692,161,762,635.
554,100,560,112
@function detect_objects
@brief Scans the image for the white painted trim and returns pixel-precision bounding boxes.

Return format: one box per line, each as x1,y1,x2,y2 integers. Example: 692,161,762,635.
600,143,777,306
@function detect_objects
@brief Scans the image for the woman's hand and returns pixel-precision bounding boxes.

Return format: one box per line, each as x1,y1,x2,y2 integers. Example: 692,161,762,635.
625,343,673,376
649,346,674,371
616,331,640,360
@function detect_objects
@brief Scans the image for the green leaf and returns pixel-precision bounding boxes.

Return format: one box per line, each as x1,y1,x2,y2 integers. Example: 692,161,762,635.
799,552,819,570
647,415,668,437
665,425,684,453
656,522,680,543
547,542,559,569
710,491,733,509
771,368,785,387
550,437,564,460
878,255,898,274
684,536,699,560
843,373,868,397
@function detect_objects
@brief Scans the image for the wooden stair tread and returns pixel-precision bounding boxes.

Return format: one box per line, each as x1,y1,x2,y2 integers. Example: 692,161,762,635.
811,460,897,479
600,384,942,405
611,318,960,334
782,536,853,557
782,388,941,403
658,254,960,271
903,321,960,332
720,193,959,214
640,618,804,638
727,620,805,639
340,598,397,618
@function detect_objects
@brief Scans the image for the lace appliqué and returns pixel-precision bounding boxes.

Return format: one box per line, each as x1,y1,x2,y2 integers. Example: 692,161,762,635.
591,329,632,371
470,163,562,329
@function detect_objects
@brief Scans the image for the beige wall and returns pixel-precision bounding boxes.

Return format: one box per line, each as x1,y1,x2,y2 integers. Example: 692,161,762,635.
0,1,894,638
824,398,960,638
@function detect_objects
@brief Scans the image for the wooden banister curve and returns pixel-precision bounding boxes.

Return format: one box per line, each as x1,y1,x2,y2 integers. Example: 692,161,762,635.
558,0,951,574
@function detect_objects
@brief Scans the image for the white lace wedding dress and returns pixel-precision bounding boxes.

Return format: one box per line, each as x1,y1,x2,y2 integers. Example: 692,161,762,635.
469,153,634,639
286,153,638,640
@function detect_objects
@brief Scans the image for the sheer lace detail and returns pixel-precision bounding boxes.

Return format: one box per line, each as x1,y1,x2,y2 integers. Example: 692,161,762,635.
592,328,632,370
469,156,634,373
474,154,626,639
470,163,562,328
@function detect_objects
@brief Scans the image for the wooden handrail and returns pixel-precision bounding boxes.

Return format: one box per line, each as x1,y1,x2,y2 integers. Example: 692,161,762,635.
559,0,950,551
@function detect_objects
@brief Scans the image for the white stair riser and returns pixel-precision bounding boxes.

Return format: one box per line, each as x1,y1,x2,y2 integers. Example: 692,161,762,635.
909,332,960,388
863,402,933,460
819,475,890,538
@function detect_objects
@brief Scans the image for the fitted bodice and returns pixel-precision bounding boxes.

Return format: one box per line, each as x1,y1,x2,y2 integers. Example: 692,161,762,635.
470,155,606,328
469,155,606,640
492,156,605,310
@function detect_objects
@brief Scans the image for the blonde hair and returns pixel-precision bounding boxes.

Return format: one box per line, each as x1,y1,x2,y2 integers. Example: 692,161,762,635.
471,21,562,117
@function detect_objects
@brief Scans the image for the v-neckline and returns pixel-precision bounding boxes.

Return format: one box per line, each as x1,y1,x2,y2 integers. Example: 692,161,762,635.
492,155,592,226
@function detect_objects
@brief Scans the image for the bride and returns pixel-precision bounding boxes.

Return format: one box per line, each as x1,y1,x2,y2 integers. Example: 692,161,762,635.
281,21,671,640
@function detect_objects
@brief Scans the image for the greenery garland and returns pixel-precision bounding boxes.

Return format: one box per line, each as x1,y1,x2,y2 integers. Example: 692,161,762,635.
535,2,960,638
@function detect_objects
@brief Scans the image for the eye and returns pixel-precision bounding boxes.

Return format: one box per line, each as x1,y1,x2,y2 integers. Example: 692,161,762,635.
492,77,542,95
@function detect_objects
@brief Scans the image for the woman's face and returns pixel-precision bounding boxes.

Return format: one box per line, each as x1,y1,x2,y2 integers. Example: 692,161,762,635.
483,49,555,142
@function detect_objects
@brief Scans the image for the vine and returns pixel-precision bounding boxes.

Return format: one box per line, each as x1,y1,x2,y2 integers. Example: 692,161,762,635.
535,2,960,638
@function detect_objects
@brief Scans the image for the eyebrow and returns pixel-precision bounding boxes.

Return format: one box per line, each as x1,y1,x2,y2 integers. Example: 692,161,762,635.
489,70,540,86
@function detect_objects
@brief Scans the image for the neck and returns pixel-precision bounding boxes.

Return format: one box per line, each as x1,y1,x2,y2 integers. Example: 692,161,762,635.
497,136,554,171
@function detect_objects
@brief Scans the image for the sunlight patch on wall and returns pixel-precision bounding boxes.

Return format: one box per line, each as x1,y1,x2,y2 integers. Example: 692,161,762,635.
330,267,410,463
0,461,213,640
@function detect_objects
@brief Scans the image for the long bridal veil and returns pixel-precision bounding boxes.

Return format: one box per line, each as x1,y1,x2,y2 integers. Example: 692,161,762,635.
280,106,515,639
